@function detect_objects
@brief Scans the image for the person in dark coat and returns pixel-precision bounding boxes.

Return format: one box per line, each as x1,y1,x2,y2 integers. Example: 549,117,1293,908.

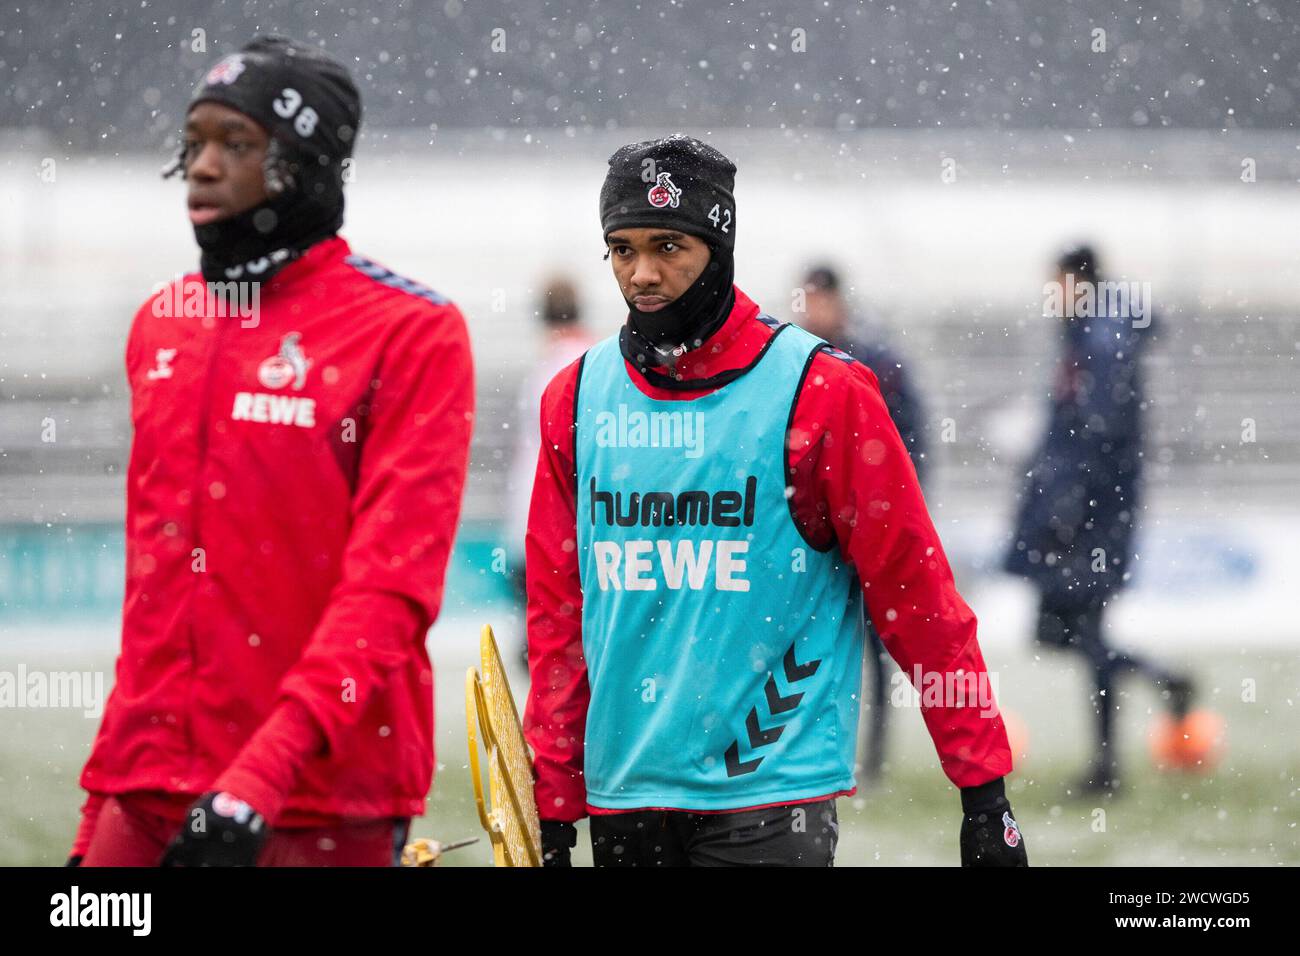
798,265,927,784
1004,243,1193,796
800,266,927,483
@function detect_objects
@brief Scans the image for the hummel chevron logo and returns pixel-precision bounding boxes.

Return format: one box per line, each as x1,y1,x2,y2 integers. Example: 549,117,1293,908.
784,644,821,682
765,646,822,714
724,740,763,777
764,674,802,715
725,644,822,777
746,707,784,747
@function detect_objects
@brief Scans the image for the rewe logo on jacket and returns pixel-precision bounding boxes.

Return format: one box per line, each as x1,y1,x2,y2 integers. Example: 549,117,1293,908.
586,475,757,593
232,332,317,428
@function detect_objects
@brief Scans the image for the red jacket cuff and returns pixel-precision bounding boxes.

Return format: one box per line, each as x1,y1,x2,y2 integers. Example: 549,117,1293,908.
213,697,325,825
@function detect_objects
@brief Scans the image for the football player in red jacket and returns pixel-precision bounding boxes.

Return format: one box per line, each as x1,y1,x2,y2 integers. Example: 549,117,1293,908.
68,36,475,867
522,135,1027,866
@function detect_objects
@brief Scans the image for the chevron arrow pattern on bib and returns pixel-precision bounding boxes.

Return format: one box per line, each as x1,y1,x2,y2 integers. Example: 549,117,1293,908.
724,643,822,777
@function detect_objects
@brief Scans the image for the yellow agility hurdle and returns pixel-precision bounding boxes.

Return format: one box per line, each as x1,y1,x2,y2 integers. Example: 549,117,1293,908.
466,624,542,867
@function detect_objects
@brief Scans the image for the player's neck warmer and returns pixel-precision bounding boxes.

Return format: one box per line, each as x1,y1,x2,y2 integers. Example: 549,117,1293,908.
620,244,735,375
194,160,343,284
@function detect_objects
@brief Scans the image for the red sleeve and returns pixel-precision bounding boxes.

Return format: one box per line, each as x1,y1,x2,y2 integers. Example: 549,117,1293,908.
789,350,1012,789
212,698,325,824
265,302,475,766
70,791,107,858
70,297,146,852
521,357,591,822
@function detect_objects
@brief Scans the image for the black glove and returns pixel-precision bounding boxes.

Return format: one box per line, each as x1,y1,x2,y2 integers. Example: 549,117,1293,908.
160,791,268,867
65,855,83,867
540,820,577,867
959,777,1028,867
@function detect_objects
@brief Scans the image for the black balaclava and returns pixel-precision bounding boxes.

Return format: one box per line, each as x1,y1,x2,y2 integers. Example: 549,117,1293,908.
165,36,362,284
600,134,738,372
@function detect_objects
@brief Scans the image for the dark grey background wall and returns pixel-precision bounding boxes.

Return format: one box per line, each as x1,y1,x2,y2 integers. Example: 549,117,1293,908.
4,0,1298,152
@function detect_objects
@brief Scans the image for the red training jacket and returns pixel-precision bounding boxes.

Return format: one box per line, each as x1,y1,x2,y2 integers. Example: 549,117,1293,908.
523,287,1012,821
77,236,474,832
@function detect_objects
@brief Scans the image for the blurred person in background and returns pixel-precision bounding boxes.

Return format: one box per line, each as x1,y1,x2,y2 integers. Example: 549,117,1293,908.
1004,243,1193,797
796,264,927,786
798,266,927,481
69,36,475,866
504,278,595,669
505,277,595,602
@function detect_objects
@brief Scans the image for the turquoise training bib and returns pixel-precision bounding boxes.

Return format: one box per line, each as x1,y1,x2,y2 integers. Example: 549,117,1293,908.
574,320,866,811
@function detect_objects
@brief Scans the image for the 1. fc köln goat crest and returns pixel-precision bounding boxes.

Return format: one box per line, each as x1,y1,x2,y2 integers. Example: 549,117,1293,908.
258,332,312,390
647,171,682,208
205,54,246,86
1002,812,1022,848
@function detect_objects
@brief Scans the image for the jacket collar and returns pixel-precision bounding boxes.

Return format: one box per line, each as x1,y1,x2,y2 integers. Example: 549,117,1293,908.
261,235,351,294
624,286,773,390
